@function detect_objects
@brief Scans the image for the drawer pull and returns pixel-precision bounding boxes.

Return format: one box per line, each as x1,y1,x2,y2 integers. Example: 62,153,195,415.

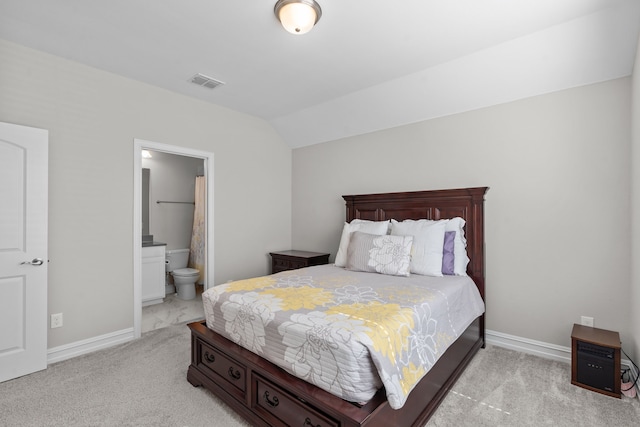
303,418,321,427
228,367,241,381
263,390,279,408
203,351,215,363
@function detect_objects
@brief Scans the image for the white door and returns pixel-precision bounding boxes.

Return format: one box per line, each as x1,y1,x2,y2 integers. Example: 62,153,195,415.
0,122,48,383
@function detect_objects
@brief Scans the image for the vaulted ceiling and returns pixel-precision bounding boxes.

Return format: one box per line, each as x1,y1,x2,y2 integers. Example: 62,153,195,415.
1,0,639,148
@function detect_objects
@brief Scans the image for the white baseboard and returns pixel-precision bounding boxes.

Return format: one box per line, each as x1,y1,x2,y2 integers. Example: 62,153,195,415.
487,329,639,398
47,327,135,365
486,329,572,363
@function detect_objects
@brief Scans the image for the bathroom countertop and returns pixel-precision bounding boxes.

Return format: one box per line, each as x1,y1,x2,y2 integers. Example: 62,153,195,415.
142,241,167,247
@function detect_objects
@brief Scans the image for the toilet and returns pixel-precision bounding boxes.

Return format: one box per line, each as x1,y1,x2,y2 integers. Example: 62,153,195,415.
165,249,200,300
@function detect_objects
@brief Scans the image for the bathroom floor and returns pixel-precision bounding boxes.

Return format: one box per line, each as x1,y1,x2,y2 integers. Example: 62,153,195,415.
141,285,205,333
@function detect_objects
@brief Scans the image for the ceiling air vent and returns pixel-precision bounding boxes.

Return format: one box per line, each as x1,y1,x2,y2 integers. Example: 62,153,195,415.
190,73,225,90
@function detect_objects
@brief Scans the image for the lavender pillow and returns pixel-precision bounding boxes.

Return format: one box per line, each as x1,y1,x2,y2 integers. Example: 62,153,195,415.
442,231,455,275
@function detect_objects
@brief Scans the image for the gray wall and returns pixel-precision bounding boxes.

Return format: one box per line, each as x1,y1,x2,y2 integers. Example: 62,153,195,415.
292,78,633,351
0,39,292,348
142,151,203,250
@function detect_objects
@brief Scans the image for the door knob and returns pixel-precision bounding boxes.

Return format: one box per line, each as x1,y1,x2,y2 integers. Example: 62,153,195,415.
20,258,44,266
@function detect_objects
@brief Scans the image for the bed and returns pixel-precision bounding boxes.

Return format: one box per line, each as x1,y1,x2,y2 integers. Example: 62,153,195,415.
187,186,488,427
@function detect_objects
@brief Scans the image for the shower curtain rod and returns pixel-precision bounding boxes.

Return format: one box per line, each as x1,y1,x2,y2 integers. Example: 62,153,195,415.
156,200,195,205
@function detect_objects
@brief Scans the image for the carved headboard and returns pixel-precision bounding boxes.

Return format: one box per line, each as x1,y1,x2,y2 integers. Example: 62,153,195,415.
342,187,488,303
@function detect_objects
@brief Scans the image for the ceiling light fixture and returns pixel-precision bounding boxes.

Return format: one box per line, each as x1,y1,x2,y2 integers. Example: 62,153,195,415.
274,0,322,35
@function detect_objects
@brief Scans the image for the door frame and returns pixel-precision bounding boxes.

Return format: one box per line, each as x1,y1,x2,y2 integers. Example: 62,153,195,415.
133,139,214,339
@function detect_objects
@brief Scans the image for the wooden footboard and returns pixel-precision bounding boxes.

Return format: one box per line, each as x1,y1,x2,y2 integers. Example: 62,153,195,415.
187,318,482,427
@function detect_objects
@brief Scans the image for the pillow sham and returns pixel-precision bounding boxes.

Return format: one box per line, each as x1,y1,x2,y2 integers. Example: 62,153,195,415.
442,231,455,275
334,219,390,267
390,219,446,277
346,231,413,277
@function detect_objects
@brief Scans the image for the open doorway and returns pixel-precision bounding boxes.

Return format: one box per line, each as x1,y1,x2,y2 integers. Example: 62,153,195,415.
133,139,214,339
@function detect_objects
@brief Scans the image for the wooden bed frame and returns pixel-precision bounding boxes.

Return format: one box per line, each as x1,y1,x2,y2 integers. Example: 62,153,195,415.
187,187,488,427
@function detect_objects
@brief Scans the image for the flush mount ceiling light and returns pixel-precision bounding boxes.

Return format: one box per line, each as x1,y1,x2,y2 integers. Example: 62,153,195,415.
274,0,322,35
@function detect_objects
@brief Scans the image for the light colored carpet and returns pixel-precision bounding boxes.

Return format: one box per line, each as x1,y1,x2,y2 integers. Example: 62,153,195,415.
426,344,640,426
1,324,638,426
0,324,249,427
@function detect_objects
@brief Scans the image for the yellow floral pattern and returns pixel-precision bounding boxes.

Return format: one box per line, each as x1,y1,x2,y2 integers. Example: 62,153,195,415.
261,286,333,311
327,302,415,361
226,276,276,292
399,363,427,396
201,265,485,410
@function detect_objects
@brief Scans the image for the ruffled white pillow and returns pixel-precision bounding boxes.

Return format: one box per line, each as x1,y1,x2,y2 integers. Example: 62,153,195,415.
390,217,469,276
390,219,446,276
334,219,390,267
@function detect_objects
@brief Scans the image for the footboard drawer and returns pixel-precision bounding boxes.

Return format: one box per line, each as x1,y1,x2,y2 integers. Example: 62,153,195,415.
196,341,247,399
252,374,340,427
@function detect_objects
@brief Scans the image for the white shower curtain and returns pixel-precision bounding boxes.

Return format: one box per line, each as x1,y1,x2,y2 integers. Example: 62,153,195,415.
189,176,206,285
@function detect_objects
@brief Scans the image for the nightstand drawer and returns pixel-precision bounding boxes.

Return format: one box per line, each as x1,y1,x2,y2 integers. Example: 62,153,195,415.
270,250,330,274
272,257,305,272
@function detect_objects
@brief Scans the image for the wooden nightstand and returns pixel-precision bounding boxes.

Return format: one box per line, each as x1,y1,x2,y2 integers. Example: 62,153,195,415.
571,324,621,398
269,250,330,274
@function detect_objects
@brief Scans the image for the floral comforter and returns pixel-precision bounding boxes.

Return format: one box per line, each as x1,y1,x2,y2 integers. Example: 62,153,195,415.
202,264,484,409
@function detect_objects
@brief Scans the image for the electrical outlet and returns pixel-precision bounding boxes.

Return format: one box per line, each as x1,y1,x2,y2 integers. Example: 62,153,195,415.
51,313,63,328
581,316,594,327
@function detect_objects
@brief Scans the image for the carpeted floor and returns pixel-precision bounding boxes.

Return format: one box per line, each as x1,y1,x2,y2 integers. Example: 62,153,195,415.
425,343,640,426
1,323,638,426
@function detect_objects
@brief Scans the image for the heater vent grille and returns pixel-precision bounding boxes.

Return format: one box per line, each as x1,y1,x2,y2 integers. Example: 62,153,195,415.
190,73,225,90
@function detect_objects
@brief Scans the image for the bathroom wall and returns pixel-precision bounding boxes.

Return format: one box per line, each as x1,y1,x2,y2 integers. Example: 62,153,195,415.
142,151,203,250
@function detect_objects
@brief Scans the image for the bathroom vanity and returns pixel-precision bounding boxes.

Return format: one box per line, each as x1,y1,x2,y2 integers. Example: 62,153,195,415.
142,241,166,306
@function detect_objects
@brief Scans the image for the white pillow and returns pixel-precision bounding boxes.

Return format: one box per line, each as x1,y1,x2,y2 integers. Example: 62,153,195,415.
390,219,446,276
334,219,390,267
445,217,469,276
346,231,413,277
